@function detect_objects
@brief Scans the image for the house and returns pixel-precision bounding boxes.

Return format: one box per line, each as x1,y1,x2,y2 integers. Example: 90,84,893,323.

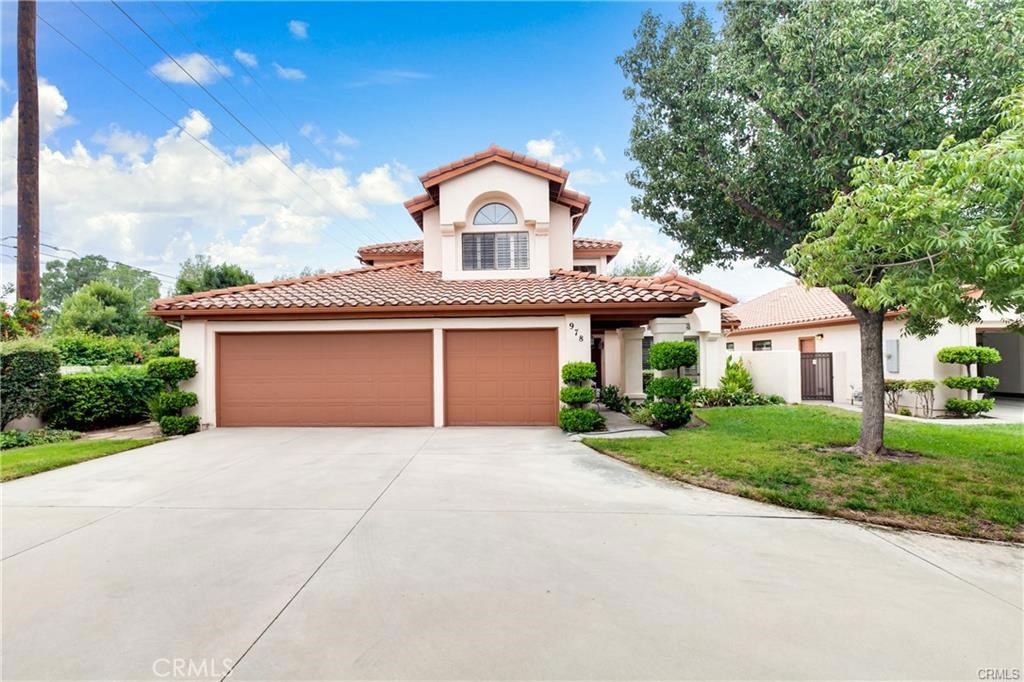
151,145,736,428
723,283,1023,410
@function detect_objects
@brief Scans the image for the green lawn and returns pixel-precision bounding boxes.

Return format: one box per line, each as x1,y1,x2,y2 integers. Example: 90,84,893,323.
0,439,162,482
584,405,1024,541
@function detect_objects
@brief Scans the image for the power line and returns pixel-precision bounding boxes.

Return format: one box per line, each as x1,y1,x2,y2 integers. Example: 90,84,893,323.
110,1,396,248
3,242,177,282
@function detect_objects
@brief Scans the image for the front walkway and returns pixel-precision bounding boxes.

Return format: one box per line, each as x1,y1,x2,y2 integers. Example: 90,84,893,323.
2,427,1020,680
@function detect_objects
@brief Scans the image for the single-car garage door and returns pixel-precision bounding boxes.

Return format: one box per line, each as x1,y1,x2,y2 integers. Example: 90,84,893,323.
445,329,558,425
217,331,433,426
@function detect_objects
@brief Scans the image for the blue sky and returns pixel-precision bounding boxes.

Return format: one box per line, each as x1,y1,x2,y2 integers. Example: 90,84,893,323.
0,1,791,299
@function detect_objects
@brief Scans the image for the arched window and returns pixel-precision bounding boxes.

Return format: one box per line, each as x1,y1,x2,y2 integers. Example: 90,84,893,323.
473,202,517,225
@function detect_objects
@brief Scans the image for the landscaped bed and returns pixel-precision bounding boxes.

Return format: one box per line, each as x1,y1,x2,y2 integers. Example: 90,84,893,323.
584,405,1024,541
0,438,161,482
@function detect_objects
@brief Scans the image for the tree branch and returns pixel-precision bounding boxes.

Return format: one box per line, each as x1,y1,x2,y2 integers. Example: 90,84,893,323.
720,184,791,234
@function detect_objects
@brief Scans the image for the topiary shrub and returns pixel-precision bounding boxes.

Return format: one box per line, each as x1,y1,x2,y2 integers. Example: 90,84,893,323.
52,332,146,366
642,370,655,391
1,339,61,429
559,386,596,407
644,341,697,428
650,401,692,428
44,367,162,430
646,376,694,400
883,379,908,413
558,407,606,433
647,341,698,373
146,357,197,387
561,361,598,384
147,390,199,420
907,379,937,418
720,355,754,393
938,345,1001,417
158,415,201,436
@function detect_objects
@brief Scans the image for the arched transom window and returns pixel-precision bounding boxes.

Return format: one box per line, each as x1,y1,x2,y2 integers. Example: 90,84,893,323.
473,202,517,225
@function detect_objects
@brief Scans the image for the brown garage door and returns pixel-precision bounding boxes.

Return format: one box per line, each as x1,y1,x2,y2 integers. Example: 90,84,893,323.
217,332,433,426
445,329,558,426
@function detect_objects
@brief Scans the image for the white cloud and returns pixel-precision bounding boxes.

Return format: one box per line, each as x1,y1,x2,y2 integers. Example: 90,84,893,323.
0,79,73,143
346,70,431,87
0,83,412,282
0,78,9,93
525,132,581,167
335,131,358,146
567,168,610,186
273,63,306,81
233,49,258,68
92,125,150,159
601,208,793,302
592,145,606,163
151,53,231,85
288,20,309,39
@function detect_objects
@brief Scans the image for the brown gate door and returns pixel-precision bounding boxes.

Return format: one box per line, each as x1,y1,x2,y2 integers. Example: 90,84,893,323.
445,329,558,425
217,331,433,426
800,352,834,401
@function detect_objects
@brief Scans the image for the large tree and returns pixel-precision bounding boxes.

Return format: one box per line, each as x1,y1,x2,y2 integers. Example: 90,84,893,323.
789,89,1024,451
612,253,665,277
618,0,1024,453
175,255,255,295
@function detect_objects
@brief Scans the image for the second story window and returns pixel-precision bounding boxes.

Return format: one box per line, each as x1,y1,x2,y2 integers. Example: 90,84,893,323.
462,232,529,270
473,202,517,225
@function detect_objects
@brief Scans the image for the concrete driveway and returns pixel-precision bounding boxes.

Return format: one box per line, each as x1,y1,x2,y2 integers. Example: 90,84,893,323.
2,427,1021,680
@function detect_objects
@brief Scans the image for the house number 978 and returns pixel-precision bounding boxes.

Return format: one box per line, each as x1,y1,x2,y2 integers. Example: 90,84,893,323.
568,322,585,343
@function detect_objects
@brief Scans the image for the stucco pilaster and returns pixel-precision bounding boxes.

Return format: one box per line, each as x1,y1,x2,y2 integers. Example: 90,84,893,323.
618,327,645,399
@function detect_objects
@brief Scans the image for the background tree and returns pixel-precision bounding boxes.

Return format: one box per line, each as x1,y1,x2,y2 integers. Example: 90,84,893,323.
53,281,141,338
175,255,255,295
618,0,1023,454
41,255,110,315
611,253,665,277
273,266,328,281
789,89,1024,451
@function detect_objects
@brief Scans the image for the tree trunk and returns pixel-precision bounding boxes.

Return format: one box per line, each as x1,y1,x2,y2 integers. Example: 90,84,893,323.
17,0,40,303
837,293,887,456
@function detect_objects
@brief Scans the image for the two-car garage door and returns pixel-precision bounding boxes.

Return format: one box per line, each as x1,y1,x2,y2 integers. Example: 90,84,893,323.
216,329,558,427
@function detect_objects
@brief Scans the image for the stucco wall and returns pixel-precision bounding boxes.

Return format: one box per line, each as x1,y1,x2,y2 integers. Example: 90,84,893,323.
421,207,441,271
179,315,591,428
734,350,802,403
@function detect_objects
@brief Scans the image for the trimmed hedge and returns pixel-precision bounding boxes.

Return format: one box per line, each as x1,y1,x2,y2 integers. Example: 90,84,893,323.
688,388,785,407
148,390,199,420
44,367,162,431
942,375,999,392
561,362,597,384
158,415,201,436
646,376,693,400
558,407,605,433
937,346,1002,366
650,401,692,429
945,398,996,416
648,341,698,372
146,357,197,387
52,333,146,366
559,386,595,407
1,339,61,429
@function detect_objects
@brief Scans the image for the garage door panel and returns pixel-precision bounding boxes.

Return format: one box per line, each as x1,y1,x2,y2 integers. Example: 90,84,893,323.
445,329,558,426
217,332,432,426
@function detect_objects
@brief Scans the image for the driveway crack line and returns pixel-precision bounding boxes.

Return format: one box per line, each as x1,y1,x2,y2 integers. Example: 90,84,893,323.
220,428,437,680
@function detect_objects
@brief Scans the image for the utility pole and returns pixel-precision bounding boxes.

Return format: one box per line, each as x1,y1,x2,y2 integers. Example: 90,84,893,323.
17,0,40,302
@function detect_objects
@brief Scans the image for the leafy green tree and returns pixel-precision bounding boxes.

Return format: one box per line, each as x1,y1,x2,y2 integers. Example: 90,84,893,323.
41,255,110,315
53,281,142,338
790,89,1024,451
175,255,256,295
611,253,665,277
618,0,1023,454
273,266,328,281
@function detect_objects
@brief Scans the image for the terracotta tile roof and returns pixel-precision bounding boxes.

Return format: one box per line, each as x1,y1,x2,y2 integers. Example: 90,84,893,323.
663,272,738,306
151,261,704,317
356,238,621,262
571,237,622,251
730,285,853,332
720,307,741,330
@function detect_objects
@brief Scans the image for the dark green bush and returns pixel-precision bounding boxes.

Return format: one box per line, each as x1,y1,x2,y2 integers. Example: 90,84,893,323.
52,332,146,366
897,407,912,417
44,367,161,430
642,370,655,391
942,375,999,392
560,386,595,407
146,357,197,387
158,414,200,436
1,339,61,429
561,362,597,384
646,376,694,400
945,398,995,417
648,341,698,372
720,356,754,392
937,346,1002,366
688,388,785,407
599,385,626,412
0,428,80,450
150,334,179,358
558,407,605,433
148,390,199,420
649,401,692,428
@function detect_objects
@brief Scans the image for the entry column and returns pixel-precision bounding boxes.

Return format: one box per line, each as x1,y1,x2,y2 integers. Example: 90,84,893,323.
618,327,645,400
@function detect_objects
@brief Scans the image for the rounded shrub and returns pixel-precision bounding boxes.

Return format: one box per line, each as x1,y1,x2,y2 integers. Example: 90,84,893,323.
937,346,1002,366
1,338,61,429
559,386,595,407
561,362,597,384
158,414,201,436
942,376,999,392
945,398,995,417
146,357,197,387
52,333,146,366
558,407,606,433
647,341,698,372
148,390,199,420
44,367,162,430
646,376,694,400
649,401,692,429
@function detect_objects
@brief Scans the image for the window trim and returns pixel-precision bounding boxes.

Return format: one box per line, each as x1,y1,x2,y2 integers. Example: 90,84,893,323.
752,340,772,351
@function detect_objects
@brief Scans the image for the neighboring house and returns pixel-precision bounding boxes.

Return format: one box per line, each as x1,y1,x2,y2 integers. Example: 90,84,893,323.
724,284,1023,409
152,145,736,427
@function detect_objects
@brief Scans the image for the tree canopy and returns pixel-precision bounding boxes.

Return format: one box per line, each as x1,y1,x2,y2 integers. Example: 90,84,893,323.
789,89,1024,337
612,253,665,277
174,255,256,295
617,0,1024,273
53,281,142,338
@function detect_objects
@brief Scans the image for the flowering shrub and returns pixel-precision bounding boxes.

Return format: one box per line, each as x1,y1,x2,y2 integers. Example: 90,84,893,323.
1,299,42,340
